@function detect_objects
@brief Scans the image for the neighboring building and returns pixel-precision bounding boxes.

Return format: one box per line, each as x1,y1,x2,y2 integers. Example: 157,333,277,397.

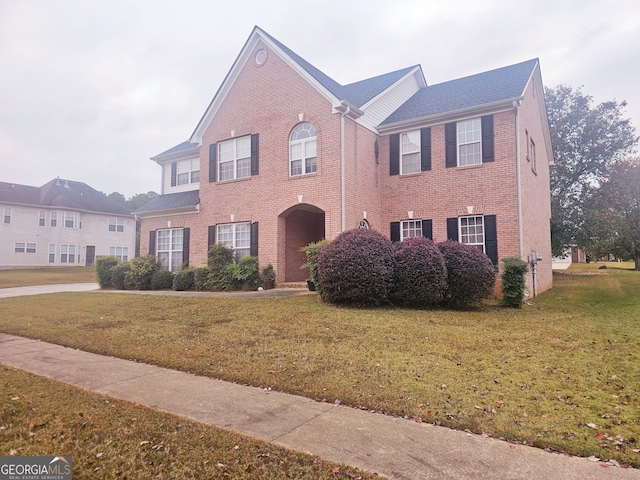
137,26,553,294
0,178,135,268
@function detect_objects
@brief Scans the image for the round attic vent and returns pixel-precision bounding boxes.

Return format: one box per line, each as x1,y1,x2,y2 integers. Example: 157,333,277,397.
255,49,267,66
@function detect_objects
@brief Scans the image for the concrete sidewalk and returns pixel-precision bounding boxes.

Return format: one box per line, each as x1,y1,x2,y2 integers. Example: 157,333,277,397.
0,334,637,479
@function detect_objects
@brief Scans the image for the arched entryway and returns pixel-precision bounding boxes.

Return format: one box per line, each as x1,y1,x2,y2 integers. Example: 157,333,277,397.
279,204,325,282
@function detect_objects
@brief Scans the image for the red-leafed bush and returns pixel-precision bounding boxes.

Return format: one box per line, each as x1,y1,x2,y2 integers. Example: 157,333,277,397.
391,237,447,307
317,229,395,306
437,240,496,308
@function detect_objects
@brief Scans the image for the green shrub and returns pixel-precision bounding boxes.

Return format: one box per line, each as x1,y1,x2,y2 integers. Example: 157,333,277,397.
501,257,529,308
150,269,174,290
260,264,276,289
237,256,261,290
126,256,160,290
193,267,210,291
317,229,395,306
205,263,239,291
437,240,496,308
208,243,234,269
173,269,195,291
391,237,447,307
110,262,130,290
95,256,119,288
301,239,330,298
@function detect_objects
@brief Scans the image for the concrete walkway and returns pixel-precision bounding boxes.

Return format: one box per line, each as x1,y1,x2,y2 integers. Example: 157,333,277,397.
1,286,639,479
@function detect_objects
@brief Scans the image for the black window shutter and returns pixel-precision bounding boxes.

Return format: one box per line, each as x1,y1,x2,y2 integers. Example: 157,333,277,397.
481,115,494,163
182,227,190,267
207,225,216,249
149,230,156,255
484,215,498,266
251,134,259,176
250,222,259,256
170,162,177,187
445,122,457,168
209,143,217,182
421,219,433,240
446,217,459,241
420,128,431,171
389,134,400,176
390,222,400,242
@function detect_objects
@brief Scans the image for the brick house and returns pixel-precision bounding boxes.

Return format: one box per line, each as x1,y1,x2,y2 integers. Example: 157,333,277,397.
0,178,135,268
136,26,553,294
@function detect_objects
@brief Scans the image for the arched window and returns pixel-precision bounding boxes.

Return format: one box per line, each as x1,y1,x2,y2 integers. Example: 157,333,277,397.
289,123,317,176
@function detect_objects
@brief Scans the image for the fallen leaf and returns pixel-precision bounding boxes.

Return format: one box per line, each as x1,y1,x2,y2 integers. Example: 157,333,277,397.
597,433,605,439
133,403,140,407
587,423,597,429
140,441,150,446
587,456,600,462
417,403,424,408
11,397,20,401
332,467,340,473
9,450,17,456
509,445,516,449
96,452,103,458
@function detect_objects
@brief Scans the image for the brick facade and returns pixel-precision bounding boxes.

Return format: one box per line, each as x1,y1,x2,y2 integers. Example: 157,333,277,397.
138,27,553,295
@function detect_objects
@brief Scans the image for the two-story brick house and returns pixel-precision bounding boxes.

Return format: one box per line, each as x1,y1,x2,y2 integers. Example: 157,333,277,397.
0,178,135,268
137,26,553,294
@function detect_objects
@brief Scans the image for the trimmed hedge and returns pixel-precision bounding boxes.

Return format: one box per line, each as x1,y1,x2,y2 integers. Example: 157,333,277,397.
125,256,160,290
110,262,130,290
193,267,210,291
391,237,447,307
95,256,119,288
173,269,195,291
317,229,395,306
501,257,529,308
151,269,174,290
438,240,496,308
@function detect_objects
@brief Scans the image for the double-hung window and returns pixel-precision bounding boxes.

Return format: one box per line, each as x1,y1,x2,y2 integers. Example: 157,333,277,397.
530,138,537,174
459,216,485,251
457,118,482,166
157,228,183,272
60,244,76,263
49,244,56,263
50,211,58,227
63,212,77,228
400,131,421,174
289,123,317,176
401,220,422,240
219,136,251,181
109,246,129,261
3,207,11,224
39,211,46,226
217,223,251,259
109,217,124,232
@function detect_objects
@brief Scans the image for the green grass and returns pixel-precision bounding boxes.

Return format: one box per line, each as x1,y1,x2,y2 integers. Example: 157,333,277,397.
0,267,96,288
0,367,377,479
1,262,639,467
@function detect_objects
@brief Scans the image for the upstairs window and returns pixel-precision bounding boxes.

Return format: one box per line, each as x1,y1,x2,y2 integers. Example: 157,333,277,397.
400,131,421,174
457,118,482,166
219,136,251,181
172,158,200,186
3,207,11,224
39,211,46,226
290,123,317,176
530,138,537,174
50,211,58,227
63,212,77,228
109,217,124,232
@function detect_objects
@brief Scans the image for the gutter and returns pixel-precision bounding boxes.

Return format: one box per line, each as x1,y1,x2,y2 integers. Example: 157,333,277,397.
335,101,363,232
513,100,524,257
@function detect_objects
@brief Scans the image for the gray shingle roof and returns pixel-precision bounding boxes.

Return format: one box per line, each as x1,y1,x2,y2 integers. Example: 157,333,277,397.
0,179,132,216
152,141,199,161
381,59,538,126
261,29,417,108
133,189,199,214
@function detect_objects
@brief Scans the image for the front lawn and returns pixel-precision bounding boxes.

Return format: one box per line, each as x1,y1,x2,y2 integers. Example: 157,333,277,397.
0,267,95,288
0,262,638,467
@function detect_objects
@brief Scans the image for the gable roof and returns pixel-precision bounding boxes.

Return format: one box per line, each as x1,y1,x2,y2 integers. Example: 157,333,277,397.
380,59,539,128
0,179,132,216
151,141,200,163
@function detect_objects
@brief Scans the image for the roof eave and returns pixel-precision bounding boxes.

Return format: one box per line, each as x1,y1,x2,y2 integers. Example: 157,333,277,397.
377,98,522,135
135,205,200,218
151,145,200,164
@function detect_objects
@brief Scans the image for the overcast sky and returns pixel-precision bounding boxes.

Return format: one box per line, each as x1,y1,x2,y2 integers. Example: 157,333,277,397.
1,0,638,198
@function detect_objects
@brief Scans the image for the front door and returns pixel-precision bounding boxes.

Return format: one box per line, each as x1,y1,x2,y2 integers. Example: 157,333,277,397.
86,246,95,266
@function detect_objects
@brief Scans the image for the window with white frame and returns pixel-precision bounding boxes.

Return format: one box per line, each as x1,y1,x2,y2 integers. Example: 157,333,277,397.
109,246,129,261
219,136,251,181
39,211,46,226
109,217,124,232
176,158,200,185
401,220,422,240
49,244,56,263
26,243,36,253
400,130,421,174
457,118,482,166
459,216,485,252
60,244,76,263
217,222,251,259
14,243,25,253
3,207,11,224
157,228,183,272
289,123,317,176
50,211,58,227
63,212,77,228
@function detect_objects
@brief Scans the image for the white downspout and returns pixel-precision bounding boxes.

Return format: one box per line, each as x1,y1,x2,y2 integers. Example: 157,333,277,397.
339,106,350,232
514,100,524,257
